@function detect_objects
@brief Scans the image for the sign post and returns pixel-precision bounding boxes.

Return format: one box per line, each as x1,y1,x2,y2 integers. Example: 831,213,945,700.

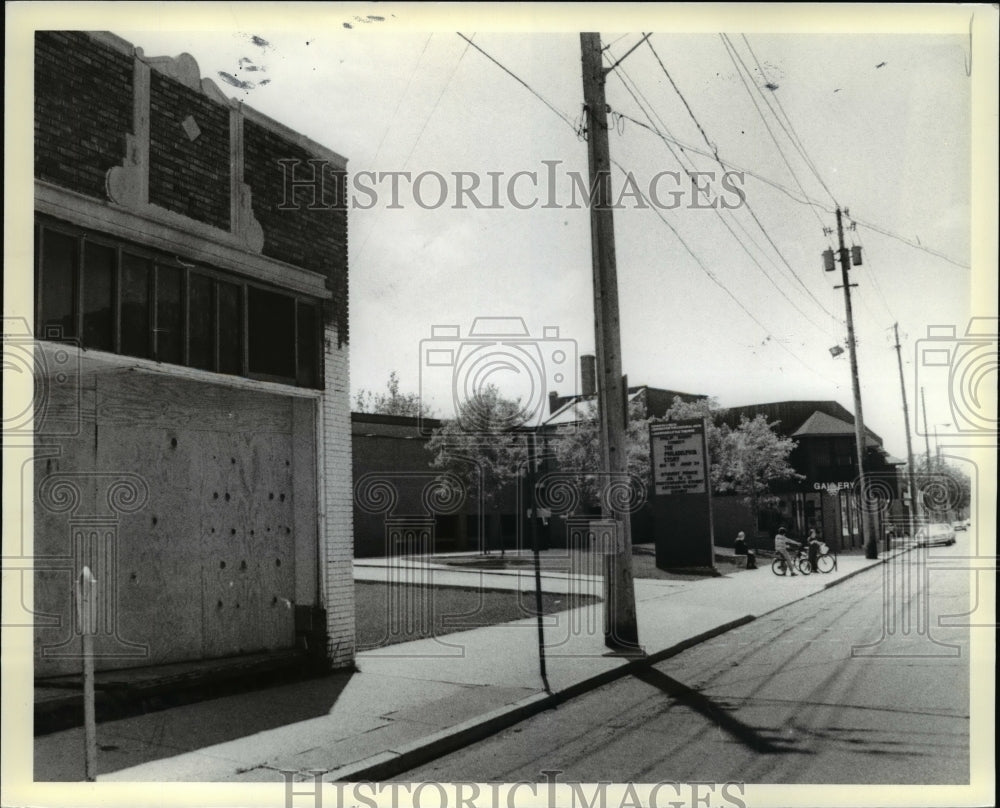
650,419,715,570
77,566,98,781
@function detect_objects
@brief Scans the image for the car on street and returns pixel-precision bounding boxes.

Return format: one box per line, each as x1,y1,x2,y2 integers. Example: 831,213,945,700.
915,522,957,547
953,520,969,532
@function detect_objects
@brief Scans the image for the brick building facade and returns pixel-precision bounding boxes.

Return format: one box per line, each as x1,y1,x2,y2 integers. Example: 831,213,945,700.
32,31,354,676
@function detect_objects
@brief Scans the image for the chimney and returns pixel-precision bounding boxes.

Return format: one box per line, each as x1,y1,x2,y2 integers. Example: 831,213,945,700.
581,354,596,397
548,391,561,414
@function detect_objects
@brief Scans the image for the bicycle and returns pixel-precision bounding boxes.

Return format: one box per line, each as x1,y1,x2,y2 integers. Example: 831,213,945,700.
814,543,837,573
771,546,811,576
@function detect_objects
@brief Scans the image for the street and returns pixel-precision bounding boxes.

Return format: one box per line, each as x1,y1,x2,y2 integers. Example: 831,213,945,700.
400,553,971,784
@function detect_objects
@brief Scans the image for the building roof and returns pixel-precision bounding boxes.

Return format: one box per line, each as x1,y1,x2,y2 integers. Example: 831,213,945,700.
723,400,883,446
543,391,643,427
792,411,880,447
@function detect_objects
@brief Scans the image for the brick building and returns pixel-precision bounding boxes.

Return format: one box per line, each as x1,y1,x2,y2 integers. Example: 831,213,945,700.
714,401,904,552
32,31,354,677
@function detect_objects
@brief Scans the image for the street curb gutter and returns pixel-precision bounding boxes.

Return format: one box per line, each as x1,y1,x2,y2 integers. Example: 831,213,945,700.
754,554,890,622
321,616,756,783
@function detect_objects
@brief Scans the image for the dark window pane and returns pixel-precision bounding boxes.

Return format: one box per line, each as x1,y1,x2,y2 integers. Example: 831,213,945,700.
155,264,183,365
296,301,320,388
248,287,295,379
39,229,78,339
121,253,151,358
189,273,215,371
218,281,243,376
82,242,115,351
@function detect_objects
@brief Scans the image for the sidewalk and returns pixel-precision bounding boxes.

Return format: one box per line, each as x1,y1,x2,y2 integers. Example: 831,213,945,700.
34,549,891,782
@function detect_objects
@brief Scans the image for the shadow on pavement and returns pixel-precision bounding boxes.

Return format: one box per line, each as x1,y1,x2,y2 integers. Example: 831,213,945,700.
632,665,805,755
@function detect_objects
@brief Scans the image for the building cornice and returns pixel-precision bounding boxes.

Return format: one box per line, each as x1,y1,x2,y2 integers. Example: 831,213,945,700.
36,181,331,299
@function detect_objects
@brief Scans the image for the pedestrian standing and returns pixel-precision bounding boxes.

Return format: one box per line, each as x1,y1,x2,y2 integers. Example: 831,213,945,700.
807,529,821,573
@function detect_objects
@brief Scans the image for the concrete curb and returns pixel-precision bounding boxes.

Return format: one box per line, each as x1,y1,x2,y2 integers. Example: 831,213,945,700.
320,616,757,782
322,562,894,782
754,552,891,621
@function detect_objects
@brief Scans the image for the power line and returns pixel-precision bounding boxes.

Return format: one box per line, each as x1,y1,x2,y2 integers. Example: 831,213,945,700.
607,46,842,332
402,35,474,170
718,33,837,228
456,32,575,127
644,35,842,328
738,34,839,207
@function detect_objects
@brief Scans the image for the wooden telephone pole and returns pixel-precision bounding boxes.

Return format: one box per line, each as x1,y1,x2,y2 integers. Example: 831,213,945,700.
580,32,639,649
893,323,920,540
832,207,878,558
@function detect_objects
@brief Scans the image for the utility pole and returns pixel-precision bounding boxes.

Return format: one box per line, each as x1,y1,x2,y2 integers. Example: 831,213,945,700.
920,386,932,471
893,323,920,540
580,32,639,650
830,207,877,558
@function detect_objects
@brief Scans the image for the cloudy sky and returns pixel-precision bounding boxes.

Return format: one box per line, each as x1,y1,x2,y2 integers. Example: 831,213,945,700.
10,4,997,459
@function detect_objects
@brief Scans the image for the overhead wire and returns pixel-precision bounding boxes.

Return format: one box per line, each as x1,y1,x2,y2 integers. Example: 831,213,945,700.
607,43,842,333
602,40,843,382
738,34,839,208
459,32,831,378
456,32,576,127
718,33,839,239
646,35,843,327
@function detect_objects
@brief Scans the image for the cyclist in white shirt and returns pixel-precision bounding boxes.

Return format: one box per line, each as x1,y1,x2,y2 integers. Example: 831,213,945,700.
774,527,801,576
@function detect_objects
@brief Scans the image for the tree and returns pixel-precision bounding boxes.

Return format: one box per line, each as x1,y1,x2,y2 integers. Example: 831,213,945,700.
911,454,972,520
716,414,803,535
550,396,653,509
662,396,729,490
354,371,432,417
425,385,529,555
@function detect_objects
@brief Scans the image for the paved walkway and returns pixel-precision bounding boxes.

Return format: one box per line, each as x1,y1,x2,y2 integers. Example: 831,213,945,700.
35,550,891,782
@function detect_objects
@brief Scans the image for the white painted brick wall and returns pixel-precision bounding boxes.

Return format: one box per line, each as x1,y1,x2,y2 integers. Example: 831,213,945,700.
321,323,355,668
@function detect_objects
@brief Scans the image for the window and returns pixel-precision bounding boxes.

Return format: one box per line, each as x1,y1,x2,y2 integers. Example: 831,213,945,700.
35,218,323,389
121,253,152,358
248,286,296,380
188,273,215,371
82,241,115,351
39,229,78,339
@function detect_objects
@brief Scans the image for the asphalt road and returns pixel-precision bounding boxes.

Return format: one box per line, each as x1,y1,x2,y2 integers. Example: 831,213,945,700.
400,551,972,784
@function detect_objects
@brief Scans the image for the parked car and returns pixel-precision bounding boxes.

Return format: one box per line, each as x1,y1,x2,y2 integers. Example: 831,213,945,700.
915,523,956,547
953,520,969,532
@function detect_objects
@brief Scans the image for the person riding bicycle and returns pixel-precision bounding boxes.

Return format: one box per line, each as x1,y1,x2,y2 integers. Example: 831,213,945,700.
774,527,801,576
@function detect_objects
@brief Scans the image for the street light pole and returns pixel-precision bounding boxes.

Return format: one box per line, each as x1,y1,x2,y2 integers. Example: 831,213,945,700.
580,32,639,650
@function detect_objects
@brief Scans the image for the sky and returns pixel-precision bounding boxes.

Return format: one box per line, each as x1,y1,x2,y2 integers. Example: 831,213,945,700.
10,4,998,462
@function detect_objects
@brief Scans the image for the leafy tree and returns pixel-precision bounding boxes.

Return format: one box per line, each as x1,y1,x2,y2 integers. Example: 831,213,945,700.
550,396,653,509
354,371,432,417
662,396,729,490
911,453,972,520
425,385,529,554
715,414,803,533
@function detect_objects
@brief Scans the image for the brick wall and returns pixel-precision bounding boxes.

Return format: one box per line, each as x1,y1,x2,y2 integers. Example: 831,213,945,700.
243,120,349,343
148,70,231,230
322,322,355,668
34,31,133,200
